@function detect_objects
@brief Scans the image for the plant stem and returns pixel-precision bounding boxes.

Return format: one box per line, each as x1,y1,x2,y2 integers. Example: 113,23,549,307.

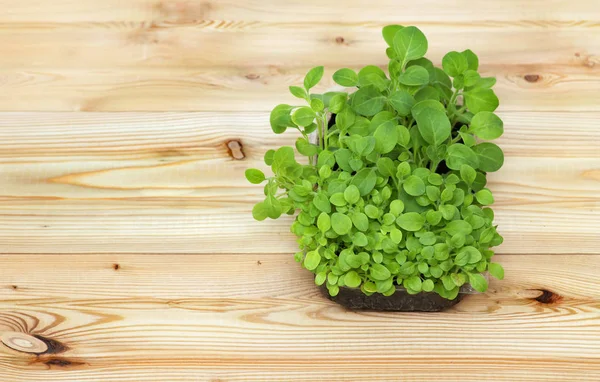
316,114,324,151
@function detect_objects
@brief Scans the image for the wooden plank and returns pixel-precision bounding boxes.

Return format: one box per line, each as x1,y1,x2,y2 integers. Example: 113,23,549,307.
1,0,598,22
0,24,598,111
1,111,597,158
0,64,598,112
0,254,598,299
0,254,599,381
0,111,598,254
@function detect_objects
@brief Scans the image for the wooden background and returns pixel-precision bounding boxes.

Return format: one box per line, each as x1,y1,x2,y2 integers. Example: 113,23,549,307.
0,1,599,381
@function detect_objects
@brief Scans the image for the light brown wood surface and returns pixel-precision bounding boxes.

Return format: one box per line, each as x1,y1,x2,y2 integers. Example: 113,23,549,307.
0,1,599,381
0,254,599,381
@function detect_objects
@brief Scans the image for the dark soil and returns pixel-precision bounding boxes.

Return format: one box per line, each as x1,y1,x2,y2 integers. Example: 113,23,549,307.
321,286,463,312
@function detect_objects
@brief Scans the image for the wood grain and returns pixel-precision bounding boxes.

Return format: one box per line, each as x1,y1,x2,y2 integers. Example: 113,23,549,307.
1,1,599,380
0,23,598,111
0,254,599,382
0,111,598,254
1,0,599,22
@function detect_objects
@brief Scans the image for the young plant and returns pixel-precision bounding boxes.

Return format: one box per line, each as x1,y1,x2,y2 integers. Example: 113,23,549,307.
245,25,505,299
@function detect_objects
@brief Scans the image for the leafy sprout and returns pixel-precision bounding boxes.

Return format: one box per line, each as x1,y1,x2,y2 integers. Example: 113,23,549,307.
245,25,505,299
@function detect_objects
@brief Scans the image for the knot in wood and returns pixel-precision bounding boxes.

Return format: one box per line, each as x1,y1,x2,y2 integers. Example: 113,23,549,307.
1,332,48,354
226,140,245,160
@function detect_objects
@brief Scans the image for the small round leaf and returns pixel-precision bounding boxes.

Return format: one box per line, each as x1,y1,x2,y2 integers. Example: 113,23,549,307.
245,169,265,184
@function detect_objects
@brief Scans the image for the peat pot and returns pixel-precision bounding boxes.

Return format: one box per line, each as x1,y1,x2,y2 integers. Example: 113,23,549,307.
320,285,464,312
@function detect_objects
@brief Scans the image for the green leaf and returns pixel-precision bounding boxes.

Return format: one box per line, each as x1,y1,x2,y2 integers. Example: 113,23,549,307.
390,228,403,244
376,157,396,177
452,75,464,90
470,111,504,140
463,70,481,87
327,284,340,296
245,168,265,184
459,132,477,147
398,65,429,86
313,193,331,213
415,86,440,102
333,68,358,87
344,185,361,204
304,123,318,134
311,98,324,112
382,24,404,46
295,137,319,156
396,125,410,148
358,66,388,91
450,233,465,248
468,273,489,292
264,150,275,166
331,212,352,235
252,202,268,221
426,186,440,201
374,123,399,154
428,173,443,186
461,49,479,71
439,204,457,220
269,104,293,134
390,200,405,216
446,144,480,170
412,99,445,117
475,189,494,205
465,246,482,264
328,93,347,114
405,276,422,292
419,232,436,246
317,212,331,233
388,90,415,117
351,86,386,117
442,51,468,77
334,148,353,172
426,210,442,225
330,193,346,207
403,175,426,196
317,150,335,168
396,162,411,180
441,275,456,290
396,212,425,231
264,195,282,219
364,205,379,219
393,26,428,67
315,271,327,286
349,158,363,172
488,262,505,280
304,250,321,271
344,270,362,288
370,111,396,131
350,168,377,196
445,220,473,236
430,68,453,100
352,212,369,231
414,107,451,146
289,86,307,100
370,263,392,281
422,279,435,292
460,164,477,186
304,66,324,90
336,108,356,130
454,250,470,266
473,142,504,172
451,273,467,287
469,77,496,90
464,89,499,114
291,107,316,127
353,232,369,247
